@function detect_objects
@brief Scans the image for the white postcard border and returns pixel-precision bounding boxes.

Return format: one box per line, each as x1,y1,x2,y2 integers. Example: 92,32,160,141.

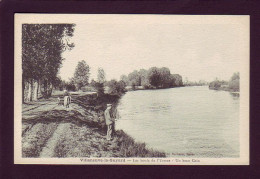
14,14,249,165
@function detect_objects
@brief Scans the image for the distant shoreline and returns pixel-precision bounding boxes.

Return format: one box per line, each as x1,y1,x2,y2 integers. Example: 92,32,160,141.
125,85,185,92
125,85,240,94
208,86,240,94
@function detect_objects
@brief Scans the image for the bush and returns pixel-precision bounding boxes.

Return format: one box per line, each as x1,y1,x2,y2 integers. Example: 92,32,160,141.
106,80,126,96
90,80,104,96
209,72,240,92
209,81,221,89
66,82,76,91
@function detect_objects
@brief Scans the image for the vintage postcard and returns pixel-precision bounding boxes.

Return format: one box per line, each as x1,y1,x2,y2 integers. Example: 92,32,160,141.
14,14,249,165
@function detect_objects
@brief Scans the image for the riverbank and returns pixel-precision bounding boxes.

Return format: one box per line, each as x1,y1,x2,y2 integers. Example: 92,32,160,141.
209,86,240,93
22,92,166,158
126,85,185,92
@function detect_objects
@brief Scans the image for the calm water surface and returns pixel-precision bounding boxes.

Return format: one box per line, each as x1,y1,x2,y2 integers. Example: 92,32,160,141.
116,86,239,157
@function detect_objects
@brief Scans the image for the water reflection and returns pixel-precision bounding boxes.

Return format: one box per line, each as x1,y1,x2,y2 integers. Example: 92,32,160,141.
229,92,240,99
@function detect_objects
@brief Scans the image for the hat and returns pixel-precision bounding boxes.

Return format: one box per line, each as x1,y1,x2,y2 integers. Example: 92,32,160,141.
107,104,112,107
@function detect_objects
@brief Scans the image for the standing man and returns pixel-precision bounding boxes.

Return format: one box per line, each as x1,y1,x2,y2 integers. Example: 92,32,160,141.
104,104,114,141
63,90,71,108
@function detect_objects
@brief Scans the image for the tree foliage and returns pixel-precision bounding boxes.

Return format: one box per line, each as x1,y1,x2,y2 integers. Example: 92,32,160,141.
120,75,128,84
72,60,90,90
171,74,183,86
230,72,240,81
229,72,240,91
22,24,75,101
139,69,149,87
52,76,62,89
128,70,141,87
22,24,75,82
209,72,239,92
147,67,161,88
65,80,77,91
97,68,106,83
120,67,183,89
209,80,222,89
90,80,105,96
106,79,127,96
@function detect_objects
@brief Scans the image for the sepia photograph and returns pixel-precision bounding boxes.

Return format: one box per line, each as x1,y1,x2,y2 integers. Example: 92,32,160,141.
14,14,249,165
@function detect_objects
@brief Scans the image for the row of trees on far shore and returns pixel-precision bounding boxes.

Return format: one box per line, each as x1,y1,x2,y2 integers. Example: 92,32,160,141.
120,67,183,89
209,72,240,92
57,64,183,97
183,79,208,86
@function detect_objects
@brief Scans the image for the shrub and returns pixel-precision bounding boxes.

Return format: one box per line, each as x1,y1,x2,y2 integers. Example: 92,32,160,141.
66,82,76,91
209,72,240,92
209,81,221,89
90,80,104,96
106,80,126,96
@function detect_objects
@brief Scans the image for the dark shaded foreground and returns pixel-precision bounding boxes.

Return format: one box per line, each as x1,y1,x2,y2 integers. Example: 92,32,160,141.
22,93,166,158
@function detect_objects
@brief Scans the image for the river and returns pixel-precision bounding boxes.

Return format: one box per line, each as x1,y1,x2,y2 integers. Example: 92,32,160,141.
116,86,239,158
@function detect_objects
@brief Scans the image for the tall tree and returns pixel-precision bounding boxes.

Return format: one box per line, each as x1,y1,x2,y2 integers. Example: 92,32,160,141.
159,67,171,88
147,67,161,88
139,69,149,87
128,70,141,87
120,75,128,85
73,60,90,90
229,72,240,92
22,24,75,102
171,74,183,86
230,72,240,81
97,68,106,83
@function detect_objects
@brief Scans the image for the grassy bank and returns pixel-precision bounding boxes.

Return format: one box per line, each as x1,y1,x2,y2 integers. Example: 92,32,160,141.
22,93,166,158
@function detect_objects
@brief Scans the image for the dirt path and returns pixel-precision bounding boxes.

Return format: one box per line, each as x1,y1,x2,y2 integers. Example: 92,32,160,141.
22,101,59,120
39,123,70,157
22,94,104,158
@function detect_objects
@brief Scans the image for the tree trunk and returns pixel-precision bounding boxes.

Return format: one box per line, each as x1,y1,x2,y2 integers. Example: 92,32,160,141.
30,79,33,101
43,79,47,98
22,78,25,103
47,83,53,98
49,83,53,97
37,80,41,98
27,80,33,101
27,81,31,101
33,80,38,101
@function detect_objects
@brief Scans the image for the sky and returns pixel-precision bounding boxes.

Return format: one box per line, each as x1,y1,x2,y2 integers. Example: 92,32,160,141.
58,15,248,82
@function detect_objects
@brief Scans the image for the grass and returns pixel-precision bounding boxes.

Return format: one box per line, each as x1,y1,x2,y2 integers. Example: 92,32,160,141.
22,122,59,157
116,130,166,157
